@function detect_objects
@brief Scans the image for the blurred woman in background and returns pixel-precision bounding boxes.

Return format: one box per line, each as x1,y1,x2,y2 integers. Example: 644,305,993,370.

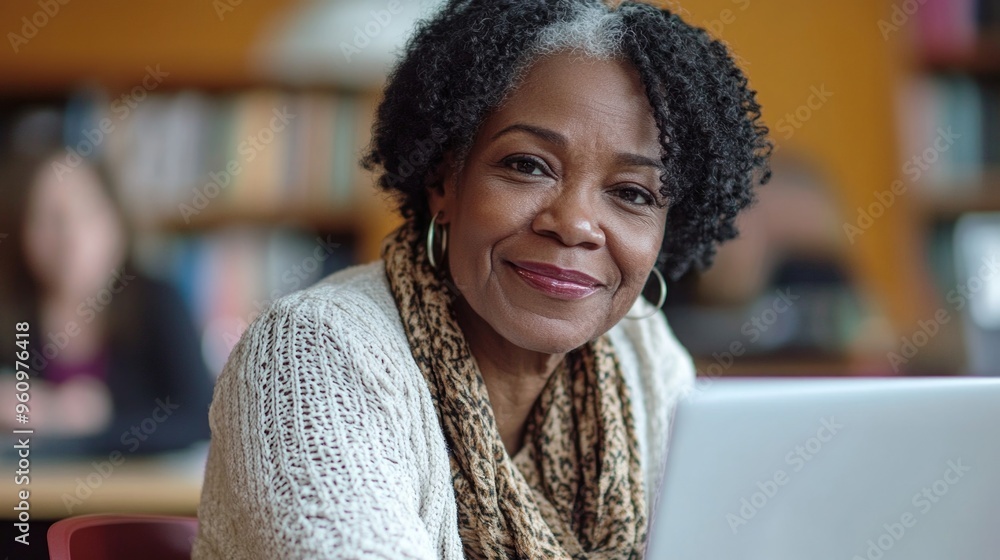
0,150,214,456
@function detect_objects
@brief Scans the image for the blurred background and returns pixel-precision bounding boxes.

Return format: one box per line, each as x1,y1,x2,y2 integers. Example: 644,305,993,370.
0,0,998,555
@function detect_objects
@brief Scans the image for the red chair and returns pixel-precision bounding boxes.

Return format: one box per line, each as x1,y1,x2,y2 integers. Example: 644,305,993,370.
47,514,198,560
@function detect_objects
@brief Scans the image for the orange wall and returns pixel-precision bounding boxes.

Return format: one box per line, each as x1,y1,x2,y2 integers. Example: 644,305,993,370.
659,0,937,331
0,0,296,91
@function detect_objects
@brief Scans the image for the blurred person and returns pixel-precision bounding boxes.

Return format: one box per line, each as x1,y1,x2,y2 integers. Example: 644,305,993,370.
194,1,770,558
696,154,850,303
0,150,214,456
668,154,896,367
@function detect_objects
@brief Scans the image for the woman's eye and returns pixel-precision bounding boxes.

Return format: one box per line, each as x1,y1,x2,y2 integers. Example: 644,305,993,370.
617,186,655,206
506,156,546,176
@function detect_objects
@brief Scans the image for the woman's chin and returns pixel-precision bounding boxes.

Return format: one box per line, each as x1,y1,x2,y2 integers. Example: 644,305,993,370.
495,314,604,356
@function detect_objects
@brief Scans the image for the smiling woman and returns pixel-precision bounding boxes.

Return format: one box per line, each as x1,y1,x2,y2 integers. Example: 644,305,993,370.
193,1,771,559
435,53,669,346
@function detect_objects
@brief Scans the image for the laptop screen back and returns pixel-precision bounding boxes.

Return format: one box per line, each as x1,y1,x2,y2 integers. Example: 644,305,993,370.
646,377,1000,560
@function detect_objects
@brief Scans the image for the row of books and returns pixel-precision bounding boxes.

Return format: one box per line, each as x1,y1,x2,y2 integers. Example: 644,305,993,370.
59,88,376,225
911,0,1000,55
895,75,999,193
136,227,354,376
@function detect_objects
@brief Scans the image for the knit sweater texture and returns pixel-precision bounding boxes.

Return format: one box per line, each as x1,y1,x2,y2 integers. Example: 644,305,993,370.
193,261,695,559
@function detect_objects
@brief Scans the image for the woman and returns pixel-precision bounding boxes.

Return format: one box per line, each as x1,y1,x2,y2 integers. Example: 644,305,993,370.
194,0,770,558
0,151,214,456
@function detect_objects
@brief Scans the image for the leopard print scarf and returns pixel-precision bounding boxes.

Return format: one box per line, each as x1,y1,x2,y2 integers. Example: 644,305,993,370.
382,219,648,559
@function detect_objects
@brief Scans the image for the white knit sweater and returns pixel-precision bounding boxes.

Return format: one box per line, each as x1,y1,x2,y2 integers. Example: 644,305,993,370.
193,261,695,559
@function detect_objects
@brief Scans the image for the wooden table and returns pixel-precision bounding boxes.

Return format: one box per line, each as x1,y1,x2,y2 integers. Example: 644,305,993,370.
2,443,207,519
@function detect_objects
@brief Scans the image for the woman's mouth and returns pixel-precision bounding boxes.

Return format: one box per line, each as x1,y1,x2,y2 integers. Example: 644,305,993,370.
507,260,601,300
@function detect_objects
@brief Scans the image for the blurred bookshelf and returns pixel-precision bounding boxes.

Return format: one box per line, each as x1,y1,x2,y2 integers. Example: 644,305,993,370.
0,0,407,376
919,30,1000,75
914,175,1000,223
901,2,1000,210
0,84,400,374
896,0,1000,375
84,88,384,235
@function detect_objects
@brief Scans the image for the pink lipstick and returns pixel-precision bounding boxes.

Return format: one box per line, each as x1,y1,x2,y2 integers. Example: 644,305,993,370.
508,261,601,300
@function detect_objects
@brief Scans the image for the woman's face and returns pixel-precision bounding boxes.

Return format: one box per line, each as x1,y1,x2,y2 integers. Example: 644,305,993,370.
22,161,126,298
430,52,668,354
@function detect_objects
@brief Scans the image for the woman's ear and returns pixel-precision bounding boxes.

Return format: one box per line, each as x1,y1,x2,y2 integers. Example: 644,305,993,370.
426,152,457,224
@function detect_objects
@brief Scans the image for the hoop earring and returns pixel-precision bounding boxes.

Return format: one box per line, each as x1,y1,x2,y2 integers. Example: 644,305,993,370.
626,267,667,320
426,211,448,269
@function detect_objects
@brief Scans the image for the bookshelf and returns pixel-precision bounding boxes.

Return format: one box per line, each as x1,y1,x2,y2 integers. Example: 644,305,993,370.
78,87,387,242
905,13,1000,207
0,83,403,374
914,175,1000,223
919,31,1000,75
895,0,1000,374
0,1,405,376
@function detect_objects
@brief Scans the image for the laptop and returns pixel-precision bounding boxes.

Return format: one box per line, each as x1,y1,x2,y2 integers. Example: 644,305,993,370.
645,377,1000,560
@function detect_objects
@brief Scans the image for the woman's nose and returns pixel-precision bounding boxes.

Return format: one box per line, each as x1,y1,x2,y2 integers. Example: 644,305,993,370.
531,185,606,249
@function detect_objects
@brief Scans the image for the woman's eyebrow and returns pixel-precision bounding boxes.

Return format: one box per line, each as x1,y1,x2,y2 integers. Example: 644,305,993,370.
491,123,566,146
491,122,665,171
615,152,666,172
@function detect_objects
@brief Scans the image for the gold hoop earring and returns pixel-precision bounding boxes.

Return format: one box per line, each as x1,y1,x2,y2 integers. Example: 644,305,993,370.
426,211,448,268
626,267,667,320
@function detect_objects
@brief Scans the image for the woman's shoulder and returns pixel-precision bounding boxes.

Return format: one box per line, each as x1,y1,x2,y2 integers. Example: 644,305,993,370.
248,260,406,347
227,260,420,397
212,257,441,444
271,260,397,323
198,264,460,559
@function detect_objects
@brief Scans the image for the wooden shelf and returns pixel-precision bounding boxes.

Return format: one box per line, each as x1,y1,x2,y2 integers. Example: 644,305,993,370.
0,448,207,519
918,191,1000,221
148,206,365,234
920,30,1000,75
140,198,402,263
913,171,1000,221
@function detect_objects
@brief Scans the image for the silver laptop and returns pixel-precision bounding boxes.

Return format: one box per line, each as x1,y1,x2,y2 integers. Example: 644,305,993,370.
646,377,1000,559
